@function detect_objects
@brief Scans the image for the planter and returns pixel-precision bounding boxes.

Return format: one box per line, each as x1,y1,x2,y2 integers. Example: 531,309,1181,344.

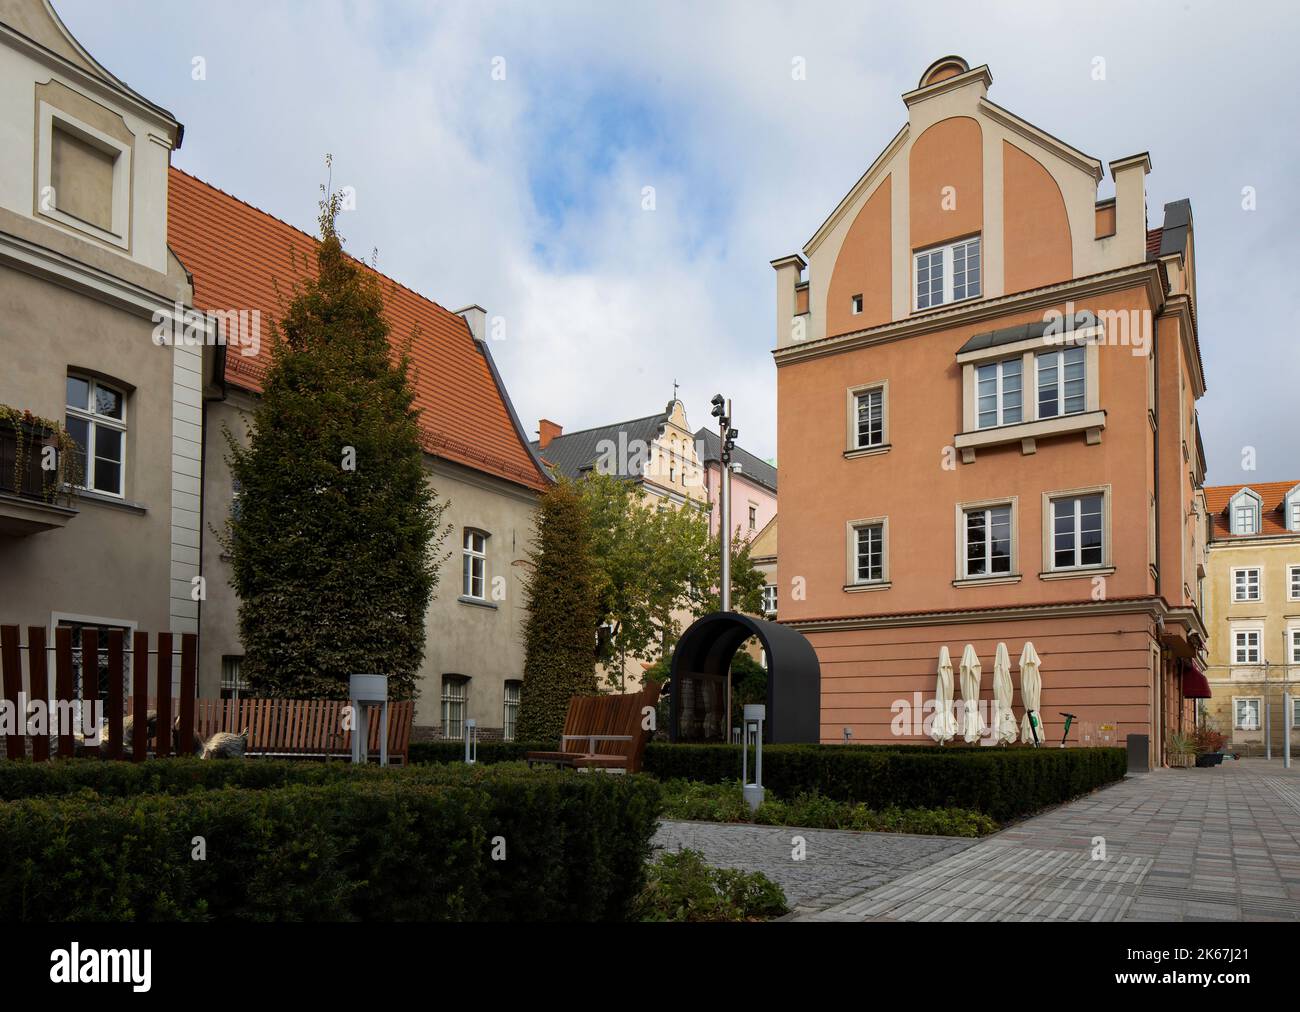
1169,753,1195,769
1194,752,1224,767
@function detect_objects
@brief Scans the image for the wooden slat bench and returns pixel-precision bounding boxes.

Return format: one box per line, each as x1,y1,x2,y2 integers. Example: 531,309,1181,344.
129,697,413,763
526,682,661,774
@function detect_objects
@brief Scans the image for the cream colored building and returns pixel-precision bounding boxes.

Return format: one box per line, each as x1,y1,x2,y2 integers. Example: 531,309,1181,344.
0,2,199,684
1203,480,1300,752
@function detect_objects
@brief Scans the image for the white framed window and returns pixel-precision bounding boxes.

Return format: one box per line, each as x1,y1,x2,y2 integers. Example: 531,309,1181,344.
748,504,757,530
1234,697,1262,731
1036,345,1087,419
853,522,885,584
1230,489,1261,535
1292,501,1300,531
503,680,521,741
851,294,863,315
975,358,1023,429
1293,696,1300,730
441,675,468,741
964,503,1014,578
461,529,488,599
65,374,126,497
762,584,778,615
1050,493,1104,570
1289,565,1300,601
855,387,884,448
1232,567,1261,603
914,236,981,311
1291,628,1300,666
1233,629,1261,665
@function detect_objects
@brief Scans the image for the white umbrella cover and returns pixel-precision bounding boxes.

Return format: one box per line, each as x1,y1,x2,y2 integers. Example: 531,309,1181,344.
992,642,1018,744
931,645,959,743
958,644,987,744
1020,641,1044,745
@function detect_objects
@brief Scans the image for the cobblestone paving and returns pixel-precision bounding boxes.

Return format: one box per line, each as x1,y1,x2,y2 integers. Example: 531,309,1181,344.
651,820,975,915
795,759,1300,922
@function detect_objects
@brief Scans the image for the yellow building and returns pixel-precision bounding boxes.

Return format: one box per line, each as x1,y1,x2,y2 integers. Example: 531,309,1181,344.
1203,480,1300,752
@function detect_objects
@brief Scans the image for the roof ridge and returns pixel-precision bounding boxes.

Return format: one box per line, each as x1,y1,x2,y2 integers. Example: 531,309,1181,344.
537,412,669,443
169,166,463,325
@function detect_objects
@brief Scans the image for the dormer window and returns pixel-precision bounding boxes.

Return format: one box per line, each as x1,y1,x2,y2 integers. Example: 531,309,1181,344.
1229,488,1262,536
1285,484,1300,532
915,236,981,311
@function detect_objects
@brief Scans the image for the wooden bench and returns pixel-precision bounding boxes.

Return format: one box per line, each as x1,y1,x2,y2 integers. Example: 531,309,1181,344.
526,682,661,774
129,697,413,763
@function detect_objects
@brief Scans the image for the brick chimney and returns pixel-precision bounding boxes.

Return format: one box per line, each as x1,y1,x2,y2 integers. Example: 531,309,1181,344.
538,419,563,449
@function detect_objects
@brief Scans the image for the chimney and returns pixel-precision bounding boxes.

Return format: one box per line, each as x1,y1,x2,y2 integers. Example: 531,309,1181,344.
538,419,562,449
455,304,487,342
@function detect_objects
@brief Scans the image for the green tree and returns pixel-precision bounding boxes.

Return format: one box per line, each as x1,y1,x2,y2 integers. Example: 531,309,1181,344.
221,188,448,700
516,479,600,742
576,472,764,687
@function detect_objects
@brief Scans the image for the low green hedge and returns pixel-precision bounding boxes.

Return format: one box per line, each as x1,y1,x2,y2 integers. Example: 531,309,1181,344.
409,740,536,766
644,743,1125,822
0,763,660,921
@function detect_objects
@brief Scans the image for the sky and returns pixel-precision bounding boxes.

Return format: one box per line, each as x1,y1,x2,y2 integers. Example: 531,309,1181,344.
53,0,1300,484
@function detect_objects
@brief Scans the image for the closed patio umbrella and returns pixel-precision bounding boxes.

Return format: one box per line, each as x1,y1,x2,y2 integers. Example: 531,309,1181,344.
1020,641,1043,746
931,645,959,744
958,644,986,744
992,642,1018,744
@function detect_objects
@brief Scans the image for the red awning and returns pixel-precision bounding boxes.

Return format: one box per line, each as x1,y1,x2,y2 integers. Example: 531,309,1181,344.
1182,662,1212,699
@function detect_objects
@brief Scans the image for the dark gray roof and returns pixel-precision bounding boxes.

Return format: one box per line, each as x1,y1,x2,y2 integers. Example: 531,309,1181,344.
958,311,1099,356
1157,198,1192,258
530,412,669,481
693,428,778,493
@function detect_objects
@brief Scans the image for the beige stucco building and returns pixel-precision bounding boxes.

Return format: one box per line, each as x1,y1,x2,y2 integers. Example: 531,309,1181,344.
0,1,199,688
1202,480,1300,752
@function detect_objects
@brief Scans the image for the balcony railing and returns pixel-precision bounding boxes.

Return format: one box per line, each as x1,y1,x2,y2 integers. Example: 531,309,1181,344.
0,407,79,535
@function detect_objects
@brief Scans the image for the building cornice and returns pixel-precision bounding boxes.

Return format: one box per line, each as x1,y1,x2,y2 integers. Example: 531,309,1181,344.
773,262,1164,367
978,98,1103,181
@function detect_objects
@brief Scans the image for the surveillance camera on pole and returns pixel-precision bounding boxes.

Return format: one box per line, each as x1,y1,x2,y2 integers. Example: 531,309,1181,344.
711,393,733,614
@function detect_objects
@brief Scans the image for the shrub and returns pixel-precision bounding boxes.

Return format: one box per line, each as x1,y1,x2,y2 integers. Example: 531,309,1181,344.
0,763,661,921
642,743,1125,822
409,741,537,766
634,849,787,922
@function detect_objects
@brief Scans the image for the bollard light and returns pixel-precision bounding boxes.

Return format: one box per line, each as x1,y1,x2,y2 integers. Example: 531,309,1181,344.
843,726,852,743
349,673,390,766
464,718,478,765
741,703,766,813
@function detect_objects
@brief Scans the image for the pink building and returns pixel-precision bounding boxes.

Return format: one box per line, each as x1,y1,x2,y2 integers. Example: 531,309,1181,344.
694,428,777,542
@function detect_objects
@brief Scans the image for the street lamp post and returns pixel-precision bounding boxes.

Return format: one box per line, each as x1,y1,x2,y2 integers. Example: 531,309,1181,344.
711,393,739,741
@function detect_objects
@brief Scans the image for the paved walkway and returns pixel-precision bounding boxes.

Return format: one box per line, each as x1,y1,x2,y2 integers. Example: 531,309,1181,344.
656,759,1300,922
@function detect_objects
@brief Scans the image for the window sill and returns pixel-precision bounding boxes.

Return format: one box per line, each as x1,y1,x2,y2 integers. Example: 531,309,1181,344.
952,574,1021,588
844,444,891,460
1038,566,1115,582
911,294,981,318
843,581,892,593
457,595,498,610
954,410,1106,463
73,488,147,514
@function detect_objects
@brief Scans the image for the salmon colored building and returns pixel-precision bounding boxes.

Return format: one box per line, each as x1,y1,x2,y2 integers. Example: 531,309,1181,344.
771,57,1208,766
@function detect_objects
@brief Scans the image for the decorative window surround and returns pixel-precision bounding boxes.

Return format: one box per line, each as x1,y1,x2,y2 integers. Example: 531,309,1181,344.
845,380,888,454
1041,485,1111,576
1233,696,1262,732
914,236,981,311
462,528,488,600
845,516,889,589
1228,488,1262,536
955,326,1103,462
36,102,132,250
1231,567,1261,603
955,496,1018,583
1288,565,1300,602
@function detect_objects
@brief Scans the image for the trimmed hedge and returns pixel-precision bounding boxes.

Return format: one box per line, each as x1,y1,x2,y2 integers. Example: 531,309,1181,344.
409,740,536,767
407,741,1125,822
0,762,660,921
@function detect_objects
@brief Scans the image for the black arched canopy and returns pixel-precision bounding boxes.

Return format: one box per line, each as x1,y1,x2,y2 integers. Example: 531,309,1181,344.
669,612,820,744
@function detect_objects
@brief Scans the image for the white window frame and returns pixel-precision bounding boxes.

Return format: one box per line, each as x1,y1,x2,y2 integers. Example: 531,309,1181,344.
461,529,488,600
1229,489,1262,535
1047,491,1107,572
762,584,778,615
1232,627,1262,665
748,503,758,531
66,373,127,498
959,499,1017,581
1290,626,1300,667
36,102,132,249
1035,344,1087,420
847,518,888,587
1234,696,1262,732
850,293,863,315
1289,565,1300,602
913,235,981,311
1232,567,1261,603
441,675,468,741
846,381,888,453
975,357,1023,429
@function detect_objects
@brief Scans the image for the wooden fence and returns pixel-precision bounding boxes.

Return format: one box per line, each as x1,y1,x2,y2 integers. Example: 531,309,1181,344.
0,625,196,761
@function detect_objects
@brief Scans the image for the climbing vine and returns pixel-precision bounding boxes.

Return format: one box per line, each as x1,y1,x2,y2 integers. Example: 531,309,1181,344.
0,404,81,505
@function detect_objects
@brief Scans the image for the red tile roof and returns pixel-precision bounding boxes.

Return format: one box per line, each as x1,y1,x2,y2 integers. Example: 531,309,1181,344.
166,168,549,492
1204,480,1299,539
1145,227,1163,258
